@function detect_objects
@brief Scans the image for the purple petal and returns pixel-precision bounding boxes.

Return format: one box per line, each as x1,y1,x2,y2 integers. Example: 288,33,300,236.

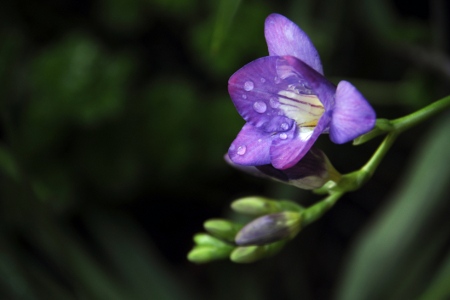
228,56,311,132
224,154,273,179
228,123,275,166
264,13,323,74
329,81,376,144
270,111,331,169
228,56,323,133
282,56,336,111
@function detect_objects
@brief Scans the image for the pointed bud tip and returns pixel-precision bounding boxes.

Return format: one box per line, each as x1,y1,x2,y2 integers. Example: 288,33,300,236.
188,246,231,264
193,233,230,248
235,212,302,246
203,219,242,241
231,196,280,216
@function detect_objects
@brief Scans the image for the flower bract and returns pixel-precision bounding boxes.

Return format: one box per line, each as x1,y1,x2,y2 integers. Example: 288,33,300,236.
224,147,340,190
228,13,376,169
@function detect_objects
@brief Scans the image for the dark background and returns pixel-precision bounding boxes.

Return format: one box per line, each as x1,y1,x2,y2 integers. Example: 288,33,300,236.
1,0,449,299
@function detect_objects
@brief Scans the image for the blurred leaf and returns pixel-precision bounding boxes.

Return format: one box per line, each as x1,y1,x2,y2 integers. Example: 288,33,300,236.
86,212,193,300
0,145,20,181
147,0,197,16
28,219,132,300
360,0,429,44
97,0,145,32
337,112,450,300
0,30,25,108
23,33,134,154
27,258,76,300
189,2,269,76
30,165,75,210
70,123,143,197
0,233,38,300
419,250,450,300
141,78,198,182
210,0,241,54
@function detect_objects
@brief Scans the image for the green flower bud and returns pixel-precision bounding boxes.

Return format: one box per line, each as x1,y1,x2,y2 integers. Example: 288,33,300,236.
187,245,233,264
189,233,234,264
230,241,285,263
235,212,302,246
193,233,230,248
231,196,281,216
203,219,242,242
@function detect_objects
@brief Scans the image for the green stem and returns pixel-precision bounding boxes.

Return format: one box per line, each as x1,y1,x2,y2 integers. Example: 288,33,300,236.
337,132,398,193
302,192,344,226
360,132,398,178
354,94,450,145
391,94,450,133
308,95,450,227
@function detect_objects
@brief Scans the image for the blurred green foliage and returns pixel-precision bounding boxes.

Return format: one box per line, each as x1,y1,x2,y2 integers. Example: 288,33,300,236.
0,0,449,299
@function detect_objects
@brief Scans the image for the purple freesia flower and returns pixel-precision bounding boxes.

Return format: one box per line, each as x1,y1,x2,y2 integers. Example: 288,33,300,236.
228,13,376,169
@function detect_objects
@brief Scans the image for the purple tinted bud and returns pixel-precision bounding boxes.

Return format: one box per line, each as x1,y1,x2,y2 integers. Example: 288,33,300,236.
235,212,302,246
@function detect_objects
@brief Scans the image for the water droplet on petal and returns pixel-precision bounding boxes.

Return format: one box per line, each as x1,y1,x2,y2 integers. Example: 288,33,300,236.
269,97,279,108
253,101,267,113
242,94,247,99
279,133,288,140
274,76,281,84
237,145,247,155
260,78,266,83
281,122,289,130
244,81,254,91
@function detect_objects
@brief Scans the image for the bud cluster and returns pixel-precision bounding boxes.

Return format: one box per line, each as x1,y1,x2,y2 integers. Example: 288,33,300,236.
187,196,305,264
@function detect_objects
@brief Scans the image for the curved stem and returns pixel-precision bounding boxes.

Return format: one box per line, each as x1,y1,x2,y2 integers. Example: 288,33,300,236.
360,132,398,178
302,192,344,226
308,95,450,228
391,94,450,133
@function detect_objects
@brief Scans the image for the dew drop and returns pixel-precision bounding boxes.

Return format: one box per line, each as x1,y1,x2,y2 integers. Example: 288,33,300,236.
274,76,281,84
242,94,247,99
260,78,266,83
279,133,288,140
237,145,247,155
253,101,267,113
269,97,279,108
244,81,254,91
281,122,289,130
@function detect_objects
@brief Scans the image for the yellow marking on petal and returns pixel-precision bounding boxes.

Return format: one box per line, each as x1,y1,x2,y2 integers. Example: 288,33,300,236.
278,91,325,126
299,119,319,127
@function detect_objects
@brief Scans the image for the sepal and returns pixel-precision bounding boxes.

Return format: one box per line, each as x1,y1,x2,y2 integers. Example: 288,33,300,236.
230,241,286,263
187,233,234,264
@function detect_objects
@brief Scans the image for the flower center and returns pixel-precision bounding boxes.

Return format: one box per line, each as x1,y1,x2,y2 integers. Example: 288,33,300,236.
275,58,325,134
277,89,324,128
